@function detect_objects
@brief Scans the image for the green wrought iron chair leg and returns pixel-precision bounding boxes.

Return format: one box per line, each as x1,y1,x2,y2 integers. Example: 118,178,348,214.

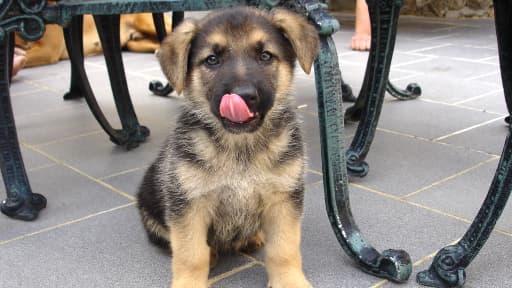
63,20,84,101
344,0,402,177
0,34,46,221
315,34,412,283
417,1,512,287
386,80,421,100
149,12,184,97
65,16,140,149
93,14,150,150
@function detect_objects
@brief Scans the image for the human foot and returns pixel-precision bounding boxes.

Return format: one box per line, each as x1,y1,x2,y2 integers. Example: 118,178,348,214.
12,47,26,78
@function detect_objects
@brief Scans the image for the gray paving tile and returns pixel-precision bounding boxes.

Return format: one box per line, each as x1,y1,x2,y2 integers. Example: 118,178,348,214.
410,45,497,61
11,88,85,119
395,56,498,80
408,158,512,231
9,80,43,96
469,70,503,86
390,73,500,104
460,90,508,115
0,206,171,288
0,165,131,242
13,60,72,83
34,98,181,178
349,130,492,196
378,98,500,140
440,118,509,156
419,25,498,48
101,167,147,196
16,102,102,145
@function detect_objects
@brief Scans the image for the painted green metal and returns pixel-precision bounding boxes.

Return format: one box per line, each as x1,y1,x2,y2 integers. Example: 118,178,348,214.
416,0,512,287
314,29,412,283
0,33,47,221
344,0,403,177
386,80,421,100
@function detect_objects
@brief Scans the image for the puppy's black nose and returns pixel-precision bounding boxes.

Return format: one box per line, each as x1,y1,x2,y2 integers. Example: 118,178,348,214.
232,85,259,107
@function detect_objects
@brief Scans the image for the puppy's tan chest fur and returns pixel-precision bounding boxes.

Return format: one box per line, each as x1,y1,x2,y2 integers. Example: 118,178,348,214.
175,128,303,246
177,128,303,199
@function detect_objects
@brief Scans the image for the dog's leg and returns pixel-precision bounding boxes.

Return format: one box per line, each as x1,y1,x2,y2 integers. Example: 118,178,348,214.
169,204,210,288
263,201,311,288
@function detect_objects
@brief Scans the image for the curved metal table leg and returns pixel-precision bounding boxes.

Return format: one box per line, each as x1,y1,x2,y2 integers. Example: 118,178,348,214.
344,0,402,178
149,12,183,97
63,20,84,100
93,15,150,150
417,1,512,287
65,16,147,150
315,34,412,283
0,34,46,221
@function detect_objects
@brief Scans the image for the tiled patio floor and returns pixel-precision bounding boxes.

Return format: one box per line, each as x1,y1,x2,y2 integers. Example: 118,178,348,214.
1,11,510,288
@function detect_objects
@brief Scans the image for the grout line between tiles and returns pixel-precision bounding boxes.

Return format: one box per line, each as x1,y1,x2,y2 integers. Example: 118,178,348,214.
465,70,499,81
34,130,103,147
208,261,260,286
407,43,453,53
21,79,63,94
417,98,505,115
27,162,58,172
0,202,135,246
434,116,506,141
376,127,500,158
100,166,146,180
306,168,323,176
391,56,437,68
402,156,499,198
21,142,136,201
350,182,512,237
451,88,504,105
239,252,264,264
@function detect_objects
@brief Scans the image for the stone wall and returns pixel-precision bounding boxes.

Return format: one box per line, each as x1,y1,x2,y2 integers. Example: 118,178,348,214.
402,0,493,18
330,0,494,18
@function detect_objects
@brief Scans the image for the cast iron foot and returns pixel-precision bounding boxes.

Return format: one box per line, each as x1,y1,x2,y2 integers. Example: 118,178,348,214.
149,80,174,96
110,125,150,150
1,193,47,221
342,82,357,102
63,90,83,100
346,150,369,177
386,81,422,100
375,249,412,282
417,245,466,288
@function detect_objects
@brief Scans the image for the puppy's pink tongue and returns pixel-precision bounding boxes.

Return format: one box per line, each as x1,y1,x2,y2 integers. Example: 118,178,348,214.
219,94,255,123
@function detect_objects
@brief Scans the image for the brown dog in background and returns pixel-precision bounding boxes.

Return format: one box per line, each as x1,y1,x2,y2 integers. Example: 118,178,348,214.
15,13,171,68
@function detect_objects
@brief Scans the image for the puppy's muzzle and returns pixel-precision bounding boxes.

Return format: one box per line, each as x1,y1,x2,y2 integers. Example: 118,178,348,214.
231,85,260,110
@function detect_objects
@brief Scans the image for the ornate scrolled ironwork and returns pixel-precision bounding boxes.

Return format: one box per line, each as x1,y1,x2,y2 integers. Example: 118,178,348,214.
0,0,46,41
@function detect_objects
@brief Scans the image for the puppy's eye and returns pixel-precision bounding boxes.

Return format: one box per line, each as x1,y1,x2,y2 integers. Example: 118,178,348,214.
205,55,220,66
259,51,273,62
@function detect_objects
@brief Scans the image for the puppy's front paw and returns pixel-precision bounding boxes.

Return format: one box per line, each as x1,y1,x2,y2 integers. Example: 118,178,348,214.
268,274,312,288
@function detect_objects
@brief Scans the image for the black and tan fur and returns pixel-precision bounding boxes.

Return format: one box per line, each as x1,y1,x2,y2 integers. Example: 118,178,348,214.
136,7,319,288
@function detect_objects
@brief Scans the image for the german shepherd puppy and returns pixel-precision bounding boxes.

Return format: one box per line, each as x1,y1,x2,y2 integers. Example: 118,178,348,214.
137,7,319,288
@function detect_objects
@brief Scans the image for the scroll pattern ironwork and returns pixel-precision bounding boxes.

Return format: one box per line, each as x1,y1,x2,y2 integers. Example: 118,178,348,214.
0,0,46,41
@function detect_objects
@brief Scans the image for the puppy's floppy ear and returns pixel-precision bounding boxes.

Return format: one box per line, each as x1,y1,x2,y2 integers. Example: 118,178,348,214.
270,9,319,74
157,20,198,95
